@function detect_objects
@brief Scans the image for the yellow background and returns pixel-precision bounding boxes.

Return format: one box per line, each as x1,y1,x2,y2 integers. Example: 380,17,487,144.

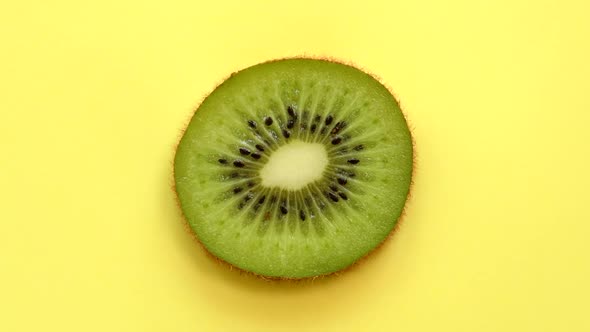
1,1,589,331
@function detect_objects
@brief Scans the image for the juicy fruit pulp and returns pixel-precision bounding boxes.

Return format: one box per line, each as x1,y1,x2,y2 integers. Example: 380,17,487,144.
174,59,413,278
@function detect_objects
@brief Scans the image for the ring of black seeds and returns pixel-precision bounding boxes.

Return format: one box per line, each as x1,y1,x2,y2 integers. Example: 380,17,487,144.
216,106,363,221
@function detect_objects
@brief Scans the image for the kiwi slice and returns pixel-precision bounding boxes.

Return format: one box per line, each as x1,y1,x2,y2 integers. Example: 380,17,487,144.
174,58,413,279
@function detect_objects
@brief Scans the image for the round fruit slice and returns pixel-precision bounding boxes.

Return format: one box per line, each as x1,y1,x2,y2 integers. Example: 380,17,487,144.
174,58,413,278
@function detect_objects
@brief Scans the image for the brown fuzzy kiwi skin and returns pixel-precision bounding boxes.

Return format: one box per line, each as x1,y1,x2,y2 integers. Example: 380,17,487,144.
171,55,416,282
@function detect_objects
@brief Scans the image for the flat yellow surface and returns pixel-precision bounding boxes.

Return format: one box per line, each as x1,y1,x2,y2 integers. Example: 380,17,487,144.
1,1,589,331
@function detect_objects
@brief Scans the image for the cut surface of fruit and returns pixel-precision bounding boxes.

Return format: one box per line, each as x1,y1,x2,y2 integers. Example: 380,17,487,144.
174,58,413,278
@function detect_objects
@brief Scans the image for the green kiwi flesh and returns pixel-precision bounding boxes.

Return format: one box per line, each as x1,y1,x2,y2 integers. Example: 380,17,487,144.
174,59,413,278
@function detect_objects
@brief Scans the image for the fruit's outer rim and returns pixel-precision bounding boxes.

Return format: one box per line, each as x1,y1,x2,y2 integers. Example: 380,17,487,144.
171,55,417,281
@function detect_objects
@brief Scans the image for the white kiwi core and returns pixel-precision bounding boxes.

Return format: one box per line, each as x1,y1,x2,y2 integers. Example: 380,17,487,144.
259,140,328,190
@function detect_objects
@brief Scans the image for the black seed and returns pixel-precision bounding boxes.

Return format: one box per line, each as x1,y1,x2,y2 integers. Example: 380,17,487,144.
247,181,255,187
255,144,265,152
282,129,290,138
337,177,347,185
328,192,339,202
329,185,338,192
300,210,306,221
287,119,295,129
230,172,239,178
287,106,296,118
258,196,266,204
248,120,257,129
233,160,245,167
280,205,288,214
218,158,228,164
331,137,342,145
251,153,261,159
354,144,364,151
233,187,243,194
339,192,348,200
244,193,254,202
314,115,321,122
265,117,273,126
239,148,251,155
310,124,317,133
331,121,346,135
348,159,360,165
325,115,333,125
